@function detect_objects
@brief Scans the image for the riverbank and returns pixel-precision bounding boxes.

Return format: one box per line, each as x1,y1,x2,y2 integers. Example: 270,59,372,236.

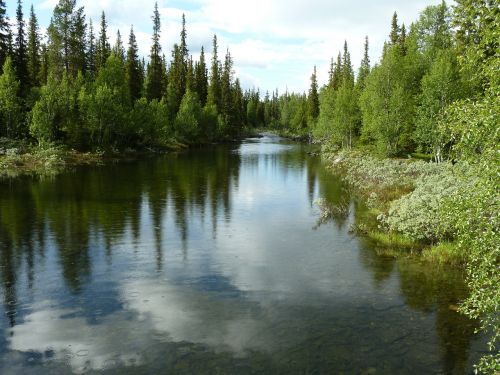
0,138,189,178
320,145,465,266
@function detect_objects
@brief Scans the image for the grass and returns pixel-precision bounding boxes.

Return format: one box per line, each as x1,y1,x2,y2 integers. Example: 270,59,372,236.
367,231,420,251
422,242,465,266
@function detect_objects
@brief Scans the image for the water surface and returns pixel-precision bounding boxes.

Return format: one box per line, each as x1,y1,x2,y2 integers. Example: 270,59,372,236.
0,135,482,374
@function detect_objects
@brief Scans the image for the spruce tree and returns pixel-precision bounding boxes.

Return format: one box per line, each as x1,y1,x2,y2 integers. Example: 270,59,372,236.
220,49,233,122
70,7,87,75
331,52,342,91
87,19,96,76
179,14,188,95
307,66,319,125
47,0,76,75
0,0,9,71
113,30,125,63
167,44,184,115
96,11,110,71
126,26,142,102
357,36,370,90
14,0,28,96
146,2,163,101
399,24,407,55
27,5,41,87
341,41,354,86
389,12,400,45
232,78,244,128
194,46,208,106
186,56,195,92
207,34,221,110
39,43,48,84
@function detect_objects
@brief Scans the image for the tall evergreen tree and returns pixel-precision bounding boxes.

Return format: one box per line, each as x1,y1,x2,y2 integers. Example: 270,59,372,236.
330,52,342,91
87,19,96,76
167,44,184,116
194,46,208,106
96,11,110,71
47,0,75,75
179,13,188,94
220,49,234,120
146,2,163,101
0,0,9,71
232,78,244,128
186,56,195,92
357,36,370,90
70,6,86,76
307,65,319,125
341,41,354,86
126,26,142,102
389,12,400,45
113,30,125,62
47,0,86,77
207,34,221,110
27,5,41,87
14,0,28,96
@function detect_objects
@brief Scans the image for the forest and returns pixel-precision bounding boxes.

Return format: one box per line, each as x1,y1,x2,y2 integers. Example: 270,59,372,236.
0,0,498,372
0,0,263,150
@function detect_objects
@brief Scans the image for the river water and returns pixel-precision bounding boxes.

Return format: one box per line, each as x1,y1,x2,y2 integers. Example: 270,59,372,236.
0,135,483,374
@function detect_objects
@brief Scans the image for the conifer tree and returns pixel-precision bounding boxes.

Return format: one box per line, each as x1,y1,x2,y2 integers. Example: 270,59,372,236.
357,36,370,90
39,43,48,84
399,24,407,55
389,12,400,45
146,2,163,101
27,5,41,87
341,41,354,86
14,0,28,96
113,30,125,62
330,52,342,91
70,6,87,76
126,26,142,102
207,34,221,110
307,65,319,125
0,0,9,71
87,19,96,76
96,11,110,71
194,46,208,106
220,49,234,122
232,78,244,127
179,14,188,94
186,56,195,92
47,0,86,77
47,0,75,75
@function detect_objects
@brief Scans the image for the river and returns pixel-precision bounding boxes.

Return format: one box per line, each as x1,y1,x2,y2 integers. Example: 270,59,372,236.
0,134,483,374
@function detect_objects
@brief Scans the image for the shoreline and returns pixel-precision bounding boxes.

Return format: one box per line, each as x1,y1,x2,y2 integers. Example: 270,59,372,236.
319,147,464,267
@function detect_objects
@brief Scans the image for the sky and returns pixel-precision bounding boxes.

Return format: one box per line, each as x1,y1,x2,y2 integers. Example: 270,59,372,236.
6,0,446,93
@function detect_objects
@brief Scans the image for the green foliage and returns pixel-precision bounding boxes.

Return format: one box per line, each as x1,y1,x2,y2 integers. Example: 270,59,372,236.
415,48,464,160
359,45,417,156
0,57,22,138
383,165,459,241
175,89,202,142
126,27,143,102
307,66,319,126
145,2,164,101
30,74,66,144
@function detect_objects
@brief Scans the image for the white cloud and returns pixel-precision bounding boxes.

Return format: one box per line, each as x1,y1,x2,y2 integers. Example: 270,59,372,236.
30,0,447,92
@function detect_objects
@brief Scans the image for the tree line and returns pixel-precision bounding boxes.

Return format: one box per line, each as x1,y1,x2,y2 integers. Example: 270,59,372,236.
268,0,497,164
0,0,268,150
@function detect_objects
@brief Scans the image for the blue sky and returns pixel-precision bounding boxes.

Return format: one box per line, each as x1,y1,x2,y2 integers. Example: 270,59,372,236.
6,0,446,93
